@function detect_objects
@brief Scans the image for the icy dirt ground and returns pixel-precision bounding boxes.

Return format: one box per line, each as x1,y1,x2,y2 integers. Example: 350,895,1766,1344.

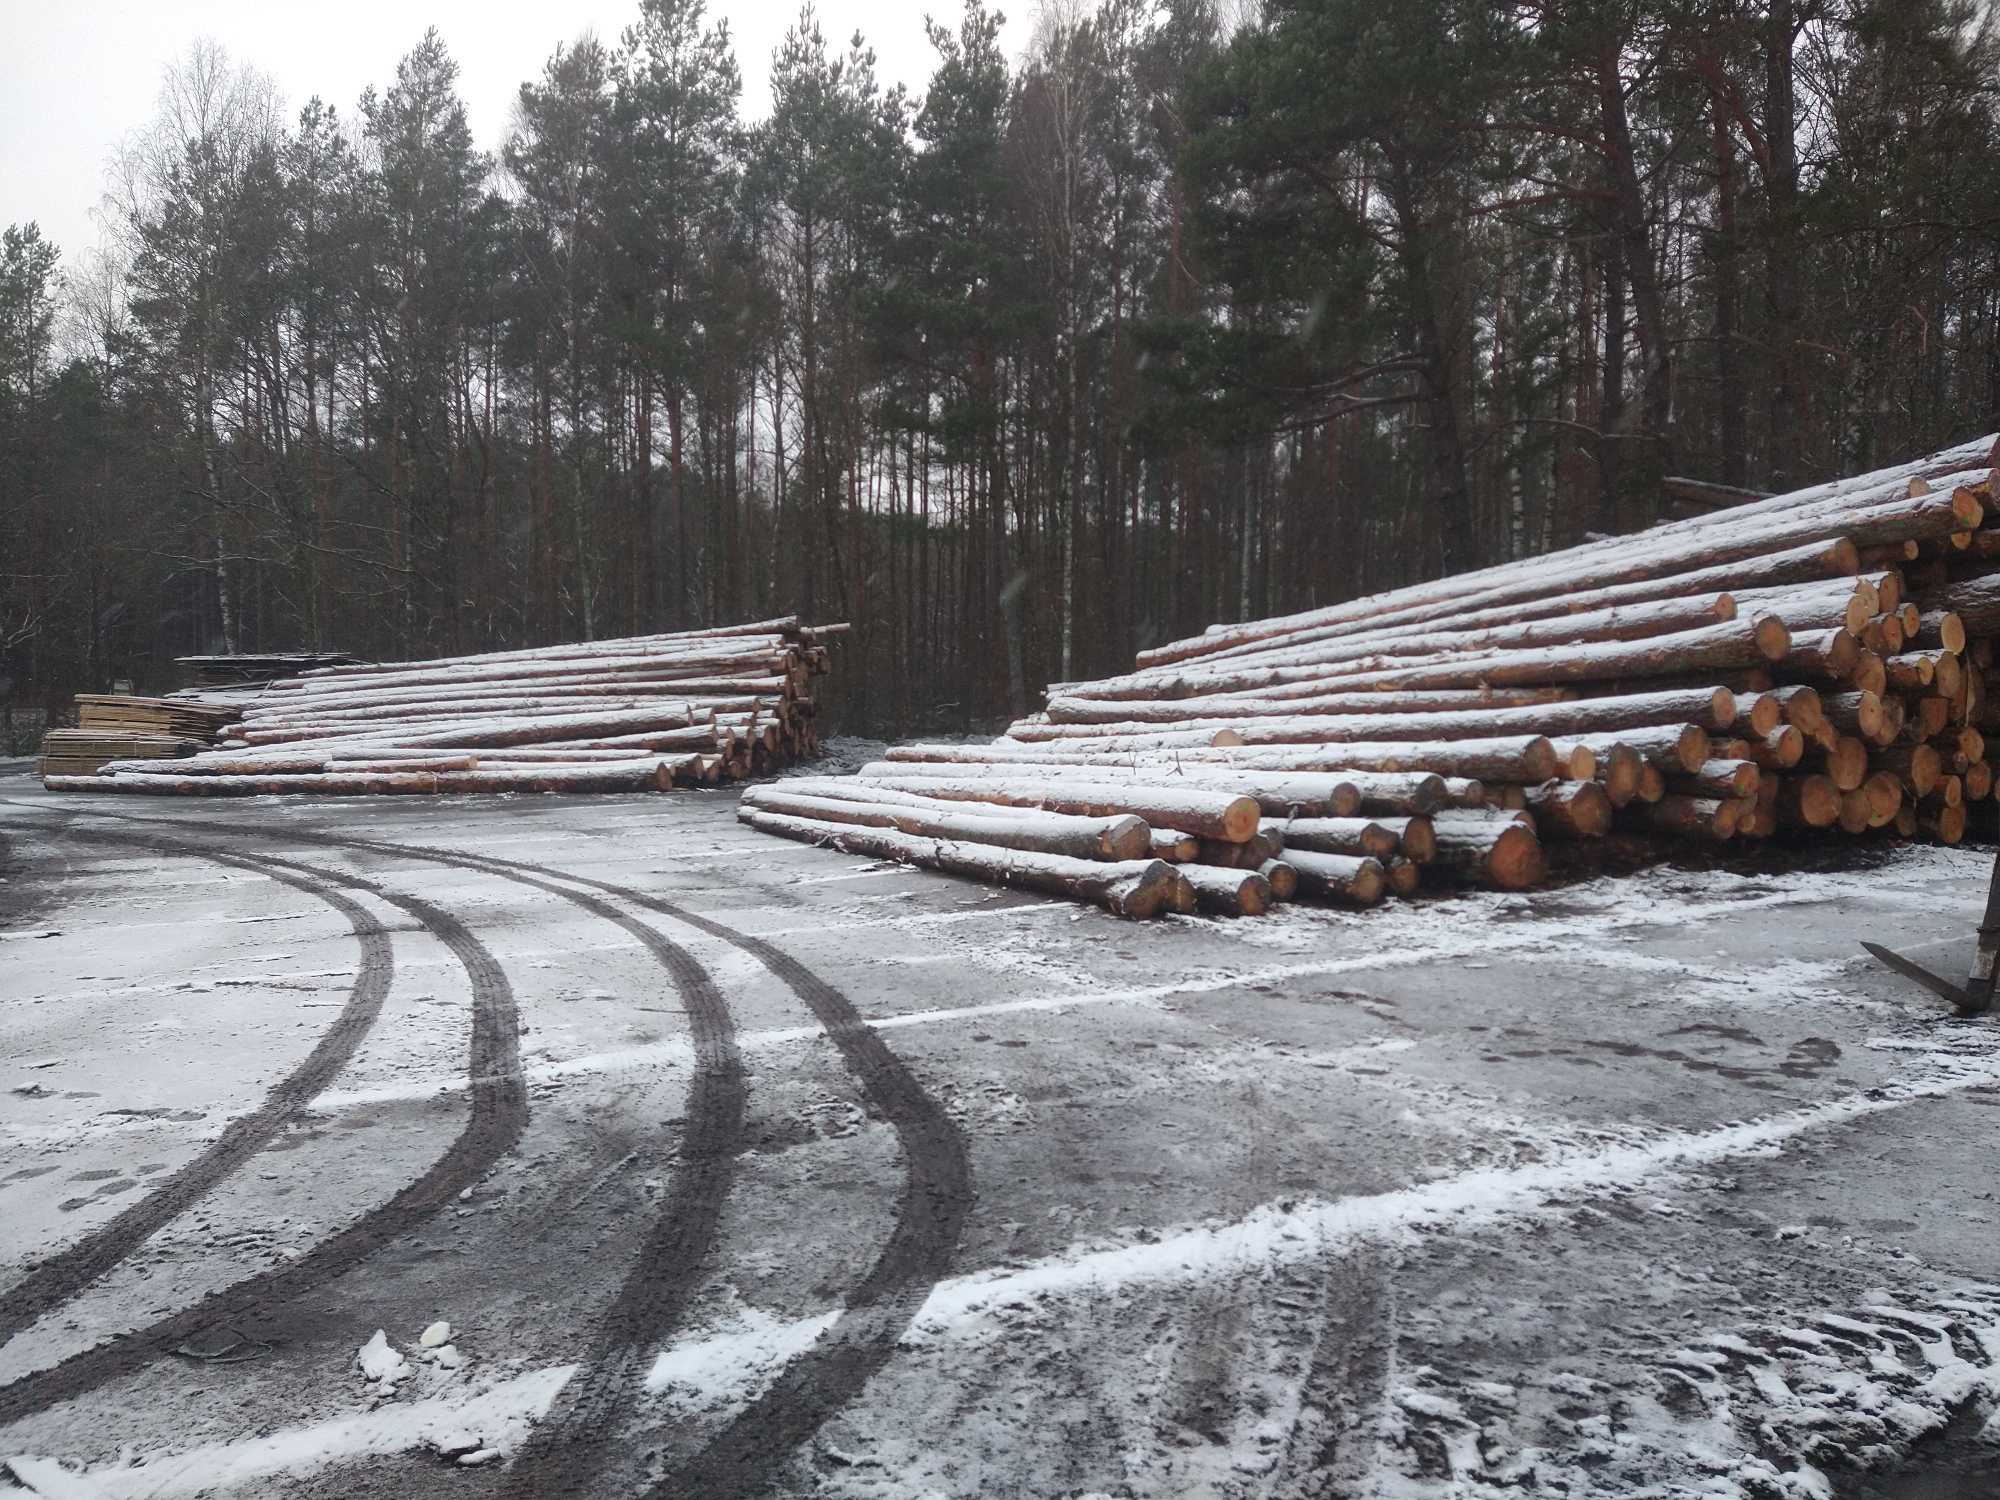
2,764,1999,1498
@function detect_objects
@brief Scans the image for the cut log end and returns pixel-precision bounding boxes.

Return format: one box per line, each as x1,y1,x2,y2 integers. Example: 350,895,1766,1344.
1752,614,1793,661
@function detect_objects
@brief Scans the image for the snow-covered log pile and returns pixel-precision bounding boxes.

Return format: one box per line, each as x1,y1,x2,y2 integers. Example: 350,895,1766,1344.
744,436,2000,918
41,618,844,796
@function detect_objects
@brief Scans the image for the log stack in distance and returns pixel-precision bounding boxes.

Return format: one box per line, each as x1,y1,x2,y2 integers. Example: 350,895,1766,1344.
41,617,844,797
744,435,2000,919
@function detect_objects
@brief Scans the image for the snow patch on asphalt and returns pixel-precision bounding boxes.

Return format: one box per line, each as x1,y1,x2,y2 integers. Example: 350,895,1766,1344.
2,1365,573,1498
23,1037,1998,1495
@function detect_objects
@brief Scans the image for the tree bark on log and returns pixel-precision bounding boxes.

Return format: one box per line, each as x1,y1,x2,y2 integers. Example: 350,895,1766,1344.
1914,610,1968,654
738,809,1184,919
1283,851,1388,906
1775,773,1841,828
1766,685,1825,734
1040,687,1735,740
850,772,1263,842
1259,860,1300,901
1567,724,1710,774
1181,590,1739,676
1425,819,1543,889
1627,794,1737,840
740,785,1153,861
1266,816,1398,858
866,754,1373,818
1525,779,1613,837
1180,865,1275,916
1877,743,1943,797
1745,725,1805,769
1667,758,1760,799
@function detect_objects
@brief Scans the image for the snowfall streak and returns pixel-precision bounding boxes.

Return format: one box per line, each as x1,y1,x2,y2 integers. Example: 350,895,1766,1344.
8,1044,1995,1499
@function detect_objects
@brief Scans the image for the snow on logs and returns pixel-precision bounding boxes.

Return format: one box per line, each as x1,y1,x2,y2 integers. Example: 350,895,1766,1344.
43,619,843,797
742,437,2000,915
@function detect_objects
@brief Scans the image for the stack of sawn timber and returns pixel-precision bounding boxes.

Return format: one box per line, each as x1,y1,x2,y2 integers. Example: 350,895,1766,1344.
36,695,240,778
177,652,361,687
742,435,2000,919
42,618,843,797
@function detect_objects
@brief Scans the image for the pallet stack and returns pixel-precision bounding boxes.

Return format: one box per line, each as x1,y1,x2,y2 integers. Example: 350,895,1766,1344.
744,436,2000,919
42,618,843,797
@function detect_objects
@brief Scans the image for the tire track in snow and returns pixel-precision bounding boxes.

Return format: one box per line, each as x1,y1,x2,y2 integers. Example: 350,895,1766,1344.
251,829,972,1499
0,830,396,1348
0,803,755,1491
310,833,975,1500
6,804,977,1497
0,819,526,1430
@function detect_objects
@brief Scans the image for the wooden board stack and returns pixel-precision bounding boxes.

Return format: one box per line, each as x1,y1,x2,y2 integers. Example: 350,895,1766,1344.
71,695,240,740
34,695,240,778
744,435,2000,919
42,618,843,797
177,652,361,687
37,730,199,780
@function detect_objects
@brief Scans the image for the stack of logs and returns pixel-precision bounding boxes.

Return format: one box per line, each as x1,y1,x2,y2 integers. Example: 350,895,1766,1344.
41,619,843,796
744,436,2000,919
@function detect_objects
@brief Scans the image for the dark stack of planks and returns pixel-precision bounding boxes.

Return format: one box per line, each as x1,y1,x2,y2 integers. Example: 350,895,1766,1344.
177,652,362,687
42,618,843,797
745,436,2000,918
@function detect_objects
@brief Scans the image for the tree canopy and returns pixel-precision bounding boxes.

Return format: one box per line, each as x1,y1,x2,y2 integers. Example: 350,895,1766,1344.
5,0,1998,735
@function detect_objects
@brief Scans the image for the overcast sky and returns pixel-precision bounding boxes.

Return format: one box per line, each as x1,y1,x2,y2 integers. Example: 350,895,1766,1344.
0,0,999,266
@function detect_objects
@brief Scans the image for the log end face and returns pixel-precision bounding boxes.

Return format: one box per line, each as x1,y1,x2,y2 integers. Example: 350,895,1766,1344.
1572,781,1614,836
1259,860,1300,901
1523,736,1560,783
1676,723,1713,774
1852,652,1887,698
1239,873,1273,916
1490,824,1544,890
1752,614,1793,661
1402,815,1437,862
1952,485,1986,529
1103,814,1153,862
1220,794,1262,844
1351,858,1386,907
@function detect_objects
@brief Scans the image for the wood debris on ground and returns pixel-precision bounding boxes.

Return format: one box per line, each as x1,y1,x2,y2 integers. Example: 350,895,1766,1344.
745,435,2000,918
40,617,844,796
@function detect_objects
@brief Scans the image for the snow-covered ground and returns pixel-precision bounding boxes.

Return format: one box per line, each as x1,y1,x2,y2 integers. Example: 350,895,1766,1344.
1,778,1997,1498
